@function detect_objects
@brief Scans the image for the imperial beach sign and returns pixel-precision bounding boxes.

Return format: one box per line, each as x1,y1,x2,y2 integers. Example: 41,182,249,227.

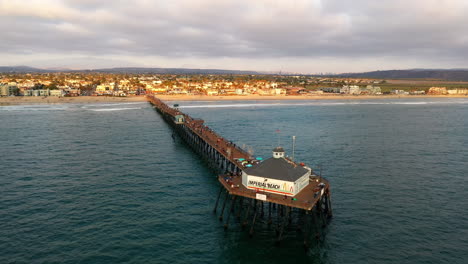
245,175,296,196
248,180,281,190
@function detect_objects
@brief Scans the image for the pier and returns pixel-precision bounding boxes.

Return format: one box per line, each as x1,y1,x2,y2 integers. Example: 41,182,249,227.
147,95,332,246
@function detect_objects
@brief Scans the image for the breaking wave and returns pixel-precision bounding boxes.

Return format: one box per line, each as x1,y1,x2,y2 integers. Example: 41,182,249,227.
0,105,70,111
89,107,142,112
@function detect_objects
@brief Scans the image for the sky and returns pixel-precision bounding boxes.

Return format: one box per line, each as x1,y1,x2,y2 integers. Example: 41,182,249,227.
1,0,468,73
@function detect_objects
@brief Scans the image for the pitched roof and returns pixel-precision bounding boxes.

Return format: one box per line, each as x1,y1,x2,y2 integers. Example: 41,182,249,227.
244,157,309,182
273,147,284,152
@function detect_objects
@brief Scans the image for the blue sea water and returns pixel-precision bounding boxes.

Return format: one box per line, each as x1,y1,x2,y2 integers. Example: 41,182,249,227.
1,98,467,263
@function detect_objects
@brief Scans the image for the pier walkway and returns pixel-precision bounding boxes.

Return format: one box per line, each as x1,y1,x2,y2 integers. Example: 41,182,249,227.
148,95,250,174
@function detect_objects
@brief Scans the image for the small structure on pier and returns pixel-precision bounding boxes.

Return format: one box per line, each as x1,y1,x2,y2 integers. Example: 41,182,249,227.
242,147,311,197
174,114,185,124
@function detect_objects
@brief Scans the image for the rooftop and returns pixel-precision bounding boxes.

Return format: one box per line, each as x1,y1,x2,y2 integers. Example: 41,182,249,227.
244,157,309,182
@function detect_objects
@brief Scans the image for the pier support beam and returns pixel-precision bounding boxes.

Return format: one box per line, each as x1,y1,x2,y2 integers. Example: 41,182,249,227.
276,206,290,244
303,210,311,249
312,204,322,241
242,198,253,229
213,186,223,214
224,196,237,230
249,200,259,237
326,192,333,218
268,202,272,225
236,197,244,220
219,191,229,221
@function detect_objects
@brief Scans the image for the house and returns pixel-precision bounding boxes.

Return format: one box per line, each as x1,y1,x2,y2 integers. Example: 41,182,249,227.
64,88,81,96
49,90,65,96
363,85,382,95
308,90,324,95
349,85,361,95
273,88,287,95
392,90,409,95
320,87,341,93
96,84,115,93
32,89,51,96
235,88,244,95
206,89,218,96
285,87,304,95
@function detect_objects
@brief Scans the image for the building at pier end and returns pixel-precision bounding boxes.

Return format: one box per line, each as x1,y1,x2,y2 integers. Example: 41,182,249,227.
241,147,311,197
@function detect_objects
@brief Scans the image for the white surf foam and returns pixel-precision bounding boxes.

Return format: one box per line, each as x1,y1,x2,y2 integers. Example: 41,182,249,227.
0,105,70,111
89,107,142,112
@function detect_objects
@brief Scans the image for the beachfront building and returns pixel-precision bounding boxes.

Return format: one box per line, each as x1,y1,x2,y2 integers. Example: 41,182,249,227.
169,88,188,94
241,147,311,197
49,90,65,96
31,89,51,96
341,85,361,95
428,87,448,95
0,83,18,96
206,89,218,96
392,90,409,95
256,88,287,95
96,83,115,94
362,85,382,95
308,90,324,95
320,87,341,93
447,88,468,95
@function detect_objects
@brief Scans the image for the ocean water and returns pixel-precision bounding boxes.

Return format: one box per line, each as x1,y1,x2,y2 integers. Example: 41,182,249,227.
1,98,467,264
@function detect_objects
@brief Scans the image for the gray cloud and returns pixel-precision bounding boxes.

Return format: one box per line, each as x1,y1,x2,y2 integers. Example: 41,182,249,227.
1,0,468,72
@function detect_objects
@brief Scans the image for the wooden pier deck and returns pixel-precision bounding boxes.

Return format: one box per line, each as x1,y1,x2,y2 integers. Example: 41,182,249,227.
219,174,330,211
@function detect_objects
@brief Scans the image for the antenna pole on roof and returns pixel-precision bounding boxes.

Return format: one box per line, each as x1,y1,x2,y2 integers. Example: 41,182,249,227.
292,136,296,161
275,129,281,147
319,164,322,180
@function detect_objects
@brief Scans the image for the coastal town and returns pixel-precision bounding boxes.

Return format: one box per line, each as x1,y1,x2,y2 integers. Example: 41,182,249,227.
1,72,468,98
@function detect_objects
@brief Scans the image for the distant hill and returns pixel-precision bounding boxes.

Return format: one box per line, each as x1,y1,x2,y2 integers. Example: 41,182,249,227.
335,69,468,81
4,66,468,80
0,66,259,75
0,66,50,73
86,67,260,75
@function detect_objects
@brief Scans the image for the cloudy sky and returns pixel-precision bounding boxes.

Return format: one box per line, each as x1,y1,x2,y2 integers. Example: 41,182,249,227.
1,0,468,73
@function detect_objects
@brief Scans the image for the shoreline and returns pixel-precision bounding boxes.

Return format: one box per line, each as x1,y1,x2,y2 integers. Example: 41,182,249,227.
1,94,467,106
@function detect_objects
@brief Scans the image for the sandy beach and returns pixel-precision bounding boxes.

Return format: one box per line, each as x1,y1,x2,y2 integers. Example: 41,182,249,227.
1,94,467,106
0,96,147,106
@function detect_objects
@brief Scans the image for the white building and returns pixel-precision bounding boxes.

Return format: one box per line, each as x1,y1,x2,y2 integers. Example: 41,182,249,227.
241,147,311,197
340,85,361,94
49,90,65,96
0,83,18,96
447,89,468,95
349,85,361,95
